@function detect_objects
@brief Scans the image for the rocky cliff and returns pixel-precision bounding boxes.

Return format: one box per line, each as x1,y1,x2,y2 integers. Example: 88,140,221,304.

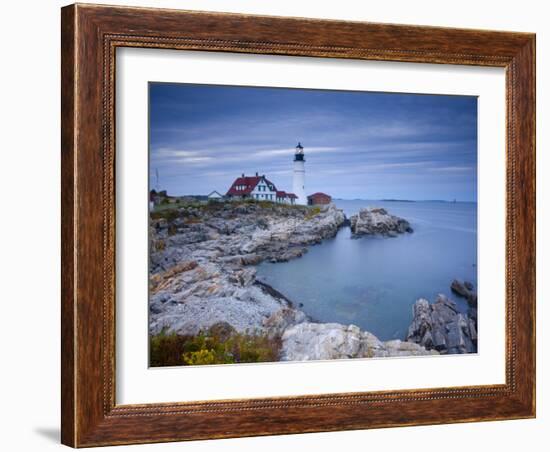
406,292,477,354
149,202,345,339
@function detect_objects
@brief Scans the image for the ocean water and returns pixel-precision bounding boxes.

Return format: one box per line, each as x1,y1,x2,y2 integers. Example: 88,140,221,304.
256,200,477,341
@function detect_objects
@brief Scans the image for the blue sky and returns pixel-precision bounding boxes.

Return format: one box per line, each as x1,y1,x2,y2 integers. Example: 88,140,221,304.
149,83,477,201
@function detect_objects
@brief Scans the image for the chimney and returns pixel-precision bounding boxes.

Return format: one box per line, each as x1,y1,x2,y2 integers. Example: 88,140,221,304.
255,172,258,177
241,173,244,177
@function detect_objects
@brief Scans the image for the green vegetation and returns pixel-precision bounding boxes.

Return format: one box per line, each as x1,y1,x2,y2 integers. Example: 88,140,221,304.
257,200,277,209
183,217,202,225
150,198,307,222
152,200,187,212
305,206,322,220
167,224,178,236
153,239,165,251
150,325,282,367
150,207,182,222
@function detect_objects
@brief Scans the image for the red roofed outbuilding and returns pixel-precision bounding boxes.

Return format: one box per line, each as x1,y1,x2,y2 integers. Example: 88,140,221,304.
307,192,332,205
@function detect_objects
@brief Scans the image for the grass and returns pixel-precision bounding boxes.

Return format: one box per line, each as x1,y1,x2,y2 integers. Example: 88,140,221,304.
150,325,282,366
152,200,188,212
305,206,322,220
150,199,307,222
150,208,182,222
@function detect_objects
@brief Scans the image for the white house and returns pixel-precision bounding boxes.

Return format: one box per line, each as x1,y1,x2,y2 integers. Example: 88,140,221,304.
276,191,298,205
250,174,278,201
207,190,224,201
226,173,296,204
226,173,276,201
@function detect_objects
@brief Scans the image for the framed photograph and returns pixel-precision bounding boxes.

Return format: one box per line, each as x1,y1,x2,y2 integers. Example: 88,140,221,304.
61,3,536,447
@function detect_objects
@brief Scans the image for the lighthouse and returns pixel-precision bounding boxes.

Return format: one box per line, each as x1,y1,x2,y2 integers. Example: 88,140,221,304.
292,142,307,205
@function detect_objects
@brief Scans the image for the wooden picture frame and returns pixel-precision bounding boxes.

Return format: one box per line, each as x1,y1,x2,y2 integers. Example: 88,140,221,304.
61,3,535,447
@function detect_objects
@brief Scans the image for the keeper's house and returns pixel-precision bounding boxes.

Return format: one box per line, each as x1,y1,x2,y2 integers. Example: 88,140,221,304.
226,173,297,205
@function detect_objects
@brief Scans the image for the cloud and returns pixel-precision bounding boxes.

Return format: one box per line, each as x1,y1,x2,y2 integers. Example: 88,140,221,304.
429,166,475,173
154,148,202,158
148,84,477,200
255,146,340,157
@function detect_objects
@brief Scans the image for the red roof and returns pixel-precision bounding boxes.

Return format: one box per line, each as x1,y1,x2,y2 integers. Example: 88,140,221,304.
263,178,276,190
226,175,278,196
276,190,297,199
307,192,331,204
308,192,330,198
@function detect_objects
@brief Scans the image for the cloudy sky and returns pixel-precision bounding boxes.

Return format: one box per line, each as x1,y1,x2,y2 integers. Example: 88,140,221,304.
149,83,477,201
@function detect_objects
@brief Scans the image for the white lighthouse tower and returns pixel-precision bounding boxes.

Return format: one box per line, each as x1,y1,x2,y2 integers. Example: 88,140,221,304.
292,142,307,205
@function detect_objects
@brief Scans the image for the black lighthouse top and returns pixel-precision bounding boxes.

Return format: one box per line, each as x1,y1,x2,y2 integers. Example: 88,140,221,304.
294,142,305,162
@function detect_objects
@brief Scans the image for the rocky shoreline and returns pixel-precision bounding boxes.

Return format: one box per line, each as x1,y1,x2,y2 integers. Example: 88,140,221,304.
406,291,477,355
149,201,474,363
149,202,345,342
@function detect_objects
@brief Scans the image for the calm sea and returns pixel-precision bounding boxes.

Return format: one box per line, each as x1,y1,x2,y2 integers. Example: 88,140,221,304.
256,200,478,341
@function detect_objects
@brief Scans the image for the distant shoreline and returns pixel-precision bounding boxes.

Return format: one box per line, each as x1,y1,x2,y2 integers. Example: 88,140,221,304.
154,194,477,204
333,198,477,204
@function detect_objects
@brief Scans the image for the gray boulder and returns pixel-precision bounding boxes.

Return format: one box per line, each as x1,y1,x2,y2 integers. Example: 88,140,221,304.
406,294,477,354
350,207,413,237
450,279,477,306
281,322,437,361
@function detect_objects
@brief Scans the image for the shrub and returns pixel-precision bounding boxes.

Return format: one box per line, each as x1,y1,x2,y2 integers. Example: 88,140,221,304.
257,200,275,209
167,224,178,236
305,206,321,220
149,330,188,367
149,326,282,367
183,217,202,225
205,199,226,209
182,349,218,365
150,208,181,222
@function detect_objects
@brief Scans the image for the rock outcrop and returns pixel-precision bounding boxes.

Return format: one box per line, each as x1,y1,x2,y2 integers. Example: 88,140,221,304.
350,207,413,237
281,322,438,361
406,294,477,354
450,279,478,306
149,202,345,337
